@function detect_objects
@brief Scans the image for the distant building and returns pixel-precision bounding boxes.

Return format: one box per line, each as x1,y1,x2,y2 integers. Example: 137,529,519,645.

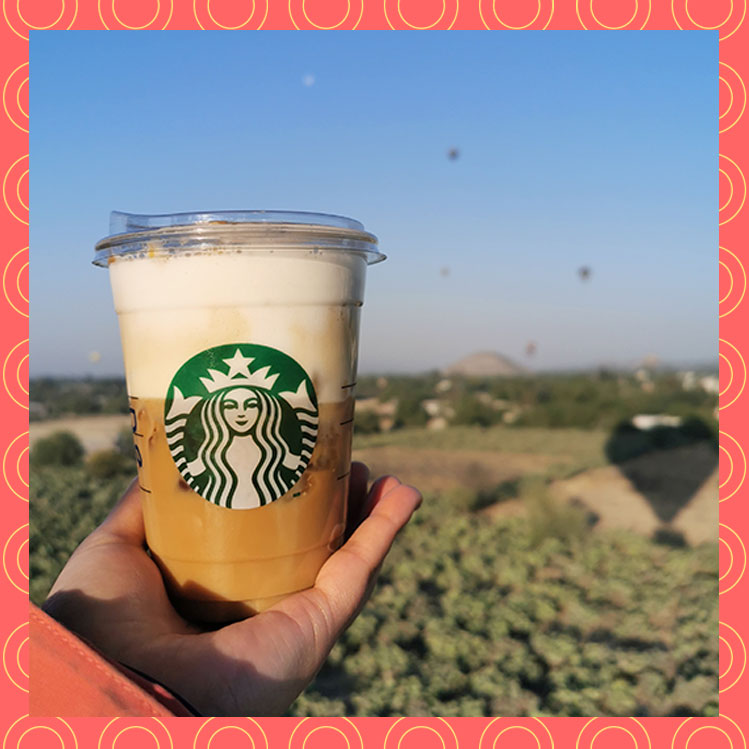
443,351,528,377
632,414,682,430
680,371,697,390
435,378,452,393
700,375,719,395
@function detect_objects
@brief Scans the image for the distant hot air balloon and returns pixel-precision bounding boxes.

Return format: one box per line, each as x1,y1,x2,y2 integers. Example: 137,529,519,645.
578,266,591,281
447,147,460,161
525,341,537,357
440,266,450,278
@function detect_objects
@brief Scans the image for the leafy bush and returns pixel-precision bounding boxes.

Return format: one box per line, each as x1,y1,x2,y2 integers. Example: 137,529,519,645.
394,396,429,429
289,488,718,717
86,449,135,479
354,410,381,435
30,431,84,468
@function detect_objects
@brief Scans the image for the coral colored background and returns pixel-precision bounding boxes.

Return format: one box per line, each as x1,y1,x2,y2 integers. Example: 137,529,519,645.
3,0,746,745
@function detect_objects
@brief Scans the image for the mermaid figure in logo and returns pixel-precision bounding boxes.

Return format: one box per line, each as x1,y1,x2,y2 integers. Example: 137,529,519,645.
166,356,318,510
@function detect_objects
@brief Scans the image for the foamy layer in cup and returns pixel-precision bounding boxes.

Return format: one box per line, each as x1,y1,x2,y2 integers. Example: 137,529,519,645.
109,251,367,403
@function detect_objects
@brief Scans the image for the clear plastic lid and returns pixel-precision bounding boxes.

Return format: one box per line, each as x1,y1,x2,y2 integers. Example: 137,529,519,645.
94,210,384,266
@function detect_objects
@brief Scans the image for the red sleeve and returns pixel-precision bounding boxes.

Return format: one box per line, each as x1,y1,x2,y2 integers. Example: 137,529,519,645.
30,604,197,717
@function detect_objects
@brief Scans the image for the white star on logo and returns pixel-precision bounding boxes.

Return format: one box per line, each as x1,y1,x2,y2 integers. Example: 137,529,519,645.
223,349,255,379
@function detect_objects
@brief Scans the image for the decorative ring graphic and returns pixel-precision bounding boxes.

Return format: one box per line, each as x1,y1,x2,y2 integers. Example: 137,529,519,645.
671,0,746,39
3,431,28,503
2,524,28,595
289,0,364,28
479,0,554,29
720,523,747,595
193,0,268,28
576,0,651,28
719,154,746,225
98,718,173,749
2,63,28,133
3,338,29,411
2,621,28,693
97,0,174,29
289,719,364,749
479,718,554,748
719,430,746,502
3,715,78,749
720,62,747,133
193,719,268,749
720,340,746,410
720,622,747,693
2,246,28,318
2,0,78,40
720,247,746,318
384,718,459,749
384,0,459,29
671,714,746,748
576,718,650,748
2,154,29,225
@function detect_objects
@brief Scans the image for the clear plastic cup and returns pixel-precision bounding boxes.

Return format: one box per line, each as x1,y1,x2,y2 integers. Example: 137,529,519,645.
94,210,384,622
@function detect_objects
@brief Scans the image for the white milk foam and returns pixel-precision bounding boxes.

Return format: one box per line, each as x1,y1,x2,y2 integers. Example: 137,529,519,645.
108,250,367,403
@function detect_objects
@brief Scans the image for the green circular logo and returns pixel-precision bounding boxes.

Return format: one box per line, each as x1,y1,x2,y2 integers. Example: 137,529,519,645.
164,343,318,510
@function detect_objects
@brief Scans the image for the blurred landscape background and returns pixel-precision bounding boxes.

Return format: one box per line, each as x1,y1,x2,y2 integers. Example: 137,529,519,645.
30,357,718,716
31,31,717,717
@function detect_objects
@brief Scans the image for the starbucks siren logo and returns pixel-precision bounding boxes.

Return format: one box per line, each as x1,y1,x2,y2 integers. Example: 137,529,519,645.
164,343,318,510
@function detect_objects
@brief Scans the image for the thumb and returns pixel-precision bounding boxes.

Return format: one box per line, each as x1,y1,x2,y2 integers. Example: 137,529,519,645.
97,478,146,546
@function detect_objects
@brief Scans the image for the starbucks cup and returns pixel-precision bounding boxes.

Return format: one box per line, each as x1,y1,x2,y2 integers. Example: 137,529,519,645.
94,211,384,622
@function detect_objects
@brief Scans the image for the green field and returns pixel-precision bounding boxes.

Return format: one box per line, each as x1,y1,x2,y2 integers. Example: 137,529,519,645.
30,421,718,717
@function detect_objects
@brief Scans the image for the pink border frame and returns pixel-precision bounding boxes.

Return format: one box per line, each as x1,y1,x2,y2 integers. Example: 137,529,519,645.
4,1,746,744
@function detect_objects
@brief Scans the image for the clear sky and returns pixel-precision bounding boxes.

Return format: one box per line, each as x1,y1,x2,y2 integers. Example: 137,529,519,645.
30,31,716,376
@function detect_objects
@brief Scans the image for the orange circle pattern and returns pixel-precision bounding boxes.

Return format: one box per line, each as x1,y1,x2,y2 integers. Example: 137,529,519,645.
98,718,173,749
2,431,27,503
576,0,652,29
720,339,747,410
479,0,554,29
2,0,78,40
720,523,747,595
193,0,269,29
720,62,747,133
193,719,269,749
97,0,174,29
576,718,651,748
720,622,747,693
289,0,364,28
2,62,28,133
289,718,364,749
0,2,746,744
2,246,28,319
720,246,747,318
383,719,460,749
671,715,746,749
2,154,28,225
2,621,28,693
479,718,554,748
2,524,28,595
3,338,29,412
720,430,747,502
719,154,746,225
671,0,747,40
383,0,459,29
3,715,78,749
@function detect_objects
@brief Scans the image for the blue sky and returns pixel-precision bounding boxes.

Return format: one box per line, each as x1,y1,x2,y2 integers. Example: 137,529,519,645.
30,31,716,375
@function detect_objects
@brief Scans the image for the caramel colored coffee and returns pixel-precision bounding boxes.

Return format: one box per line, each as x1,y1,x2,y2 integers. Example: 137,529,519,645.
132,398,353,621
95,211,383,623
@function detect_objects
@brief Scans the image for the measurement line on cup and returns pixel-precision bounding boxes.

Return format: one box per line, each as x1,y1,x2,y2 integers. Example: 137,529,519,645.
130,396,140,400
133,432,144,437
339,417,354,426
139,484,152,494
337,471,351,481
341,382,357,390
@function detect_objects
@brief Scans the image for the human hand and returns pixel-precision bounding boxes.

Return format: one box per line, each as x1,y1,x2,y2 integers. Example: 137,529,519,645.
42,462,421,716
